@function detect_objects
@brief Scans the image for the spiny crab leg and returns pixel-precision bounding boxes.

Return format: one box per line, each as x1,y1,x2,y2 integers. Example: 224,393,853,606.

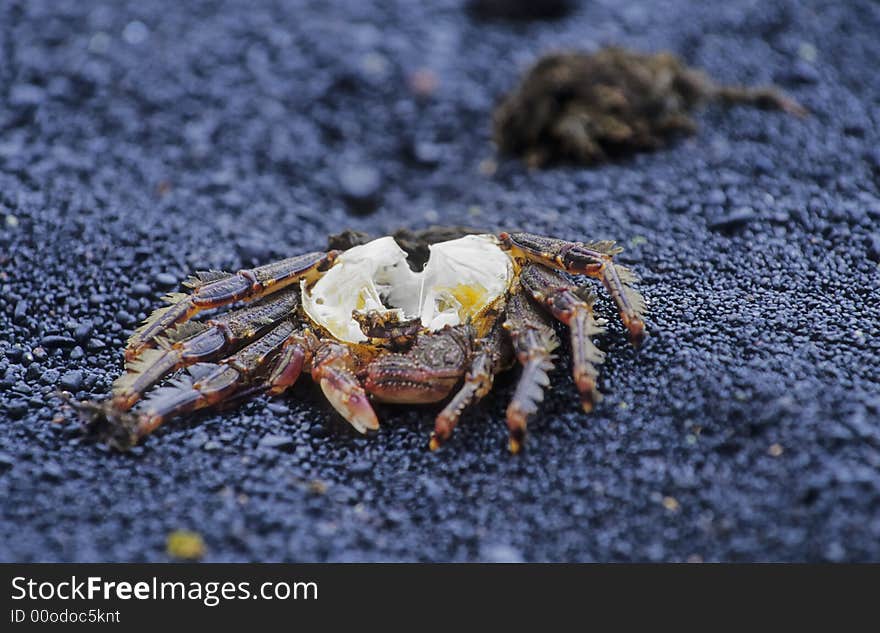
265,329,319,396
499,232,646,345
84,320,310,450
207,327,319,408
311,341,379,434
430,321,511,450
112,288,301,411
126,250,336,361
520,266,606,413
502,292,560,454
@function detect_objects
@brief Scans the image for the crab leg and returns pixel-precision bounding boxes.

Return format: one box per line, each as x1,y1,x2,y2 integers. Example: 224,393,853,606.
311,341,379,434
112,289,301,410
87,320,306,450
520,265,606,412
430,322,511,450
265,329,319,396
202,327,320,412
499,232,645,345
502,292,559,453
126,250,336,361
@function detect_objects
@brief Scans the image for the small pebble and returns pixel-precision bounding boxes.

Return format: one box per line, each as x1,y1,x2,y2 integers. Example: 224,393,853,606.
122,20,150,45
60,370,84,391
706,189,727,205
338,164,382,214
12,381,31,394
411,141,443,166
13,300,28,324
9,83,45,106
115,310,136,326
7,400,28,419
155,273,178,287
709,207,756,232
41,335,76,349
40,369,60,385
265,402,288,415
309,423,328,438
74,322,93,341
131,282,152,296
41,462,64,482
258,434,295,450
349,460,372,476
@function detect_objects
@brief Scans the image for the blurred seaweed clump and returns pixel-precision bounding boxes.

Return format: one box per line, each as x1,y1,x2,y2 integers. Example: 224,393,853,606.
494,47,806,167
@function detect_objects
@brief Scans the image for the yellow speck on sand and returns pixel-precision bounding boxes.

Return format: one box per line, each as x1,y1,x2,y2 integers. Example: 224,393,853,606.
166,530,205,560
768,443,784,457
308,480,328,495
662,496,680,512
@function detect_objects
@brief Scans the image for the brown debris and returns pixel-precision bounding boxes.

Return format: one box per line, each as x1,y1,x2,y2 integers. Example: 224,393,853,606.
391,226,484,269
467,0,575,22
326,229,372,252
493,47,806,167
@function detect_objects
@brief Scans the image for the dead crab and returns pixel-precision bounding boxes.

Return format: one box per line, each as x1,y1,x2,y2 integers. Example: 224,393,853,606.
81,228,646,452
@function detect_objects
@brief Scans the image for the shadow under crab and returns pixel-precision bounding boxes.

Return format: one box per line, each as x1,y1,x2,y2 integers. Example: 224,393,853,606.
79,227,646,453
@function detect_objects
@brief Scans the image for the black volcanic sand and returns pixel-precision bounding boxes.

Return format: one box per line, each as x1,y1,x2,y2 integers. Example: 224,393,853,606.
1,0,879,562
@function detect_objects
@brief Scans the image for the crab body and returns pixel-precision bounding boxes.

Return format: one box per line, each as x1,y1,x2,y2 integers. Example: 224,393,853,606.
82,228,646,452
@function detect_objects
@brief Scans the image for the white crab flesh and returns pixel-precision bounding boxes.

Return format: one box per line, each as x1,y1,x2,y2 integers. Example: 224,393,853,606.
302,234,514,342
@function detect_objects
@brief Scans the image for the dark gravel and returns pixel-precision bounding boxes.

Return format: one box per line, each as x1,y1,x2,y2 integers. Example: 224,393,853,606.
1,0,879,562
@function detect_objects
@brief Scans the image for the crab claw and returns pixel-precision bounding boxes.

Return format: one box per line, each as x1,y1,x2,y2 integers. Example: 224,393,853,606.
317,374,379,434
311,342,379,434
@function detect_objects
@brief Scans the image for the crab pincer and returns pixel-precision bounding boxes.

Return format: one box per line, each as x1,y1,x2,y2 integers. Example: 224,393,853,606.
311,342,379,434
